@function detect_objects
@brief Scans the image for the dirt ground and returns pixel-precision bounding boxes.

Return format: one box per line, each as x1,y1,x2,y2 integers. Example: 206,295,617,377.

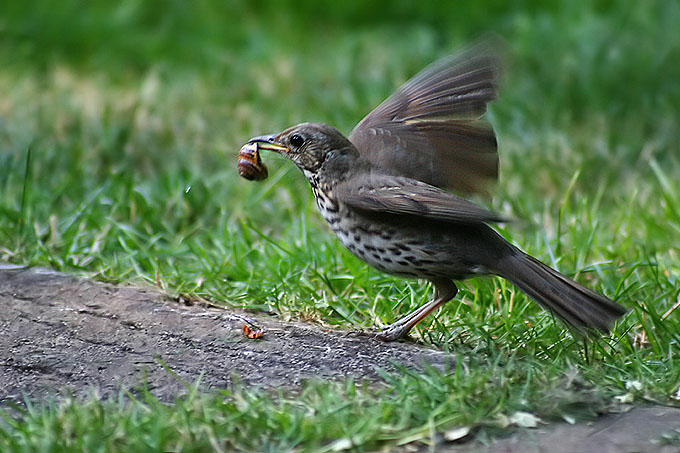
1,265,679,452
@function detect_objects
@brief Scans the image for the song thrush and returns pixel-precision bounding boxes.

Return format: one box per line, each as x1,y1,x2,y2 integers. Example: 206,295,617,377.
240,44,627,341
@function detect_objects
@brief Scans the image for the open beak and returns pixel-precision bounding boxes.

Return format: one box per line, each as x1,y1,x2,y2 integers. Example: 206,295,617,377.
247,134,289,154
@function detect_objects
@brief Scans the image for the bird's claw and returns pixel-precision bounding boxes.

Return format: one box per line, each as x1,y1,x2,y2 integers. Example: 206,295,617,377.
376,324,410,342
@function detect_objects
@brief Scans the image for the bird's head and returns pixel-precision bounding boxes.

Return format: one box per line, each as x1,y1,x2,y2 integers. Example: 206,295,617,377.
247,123,358,179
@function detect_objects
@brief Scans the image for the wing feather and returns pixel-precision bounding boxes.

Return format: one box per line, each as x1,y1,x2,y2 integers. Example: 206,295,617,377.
349,41,501,195
336,174,505,225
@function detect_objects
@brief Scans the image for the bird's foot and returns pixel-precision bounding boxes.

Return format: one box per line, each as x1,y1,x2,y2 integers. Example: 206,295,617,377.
343,326,380,338
376,323,411,342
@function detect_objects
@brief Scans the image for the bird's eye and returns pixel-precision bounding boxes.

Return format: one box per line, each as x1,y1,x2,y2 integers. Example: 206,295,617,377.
290,134,304,148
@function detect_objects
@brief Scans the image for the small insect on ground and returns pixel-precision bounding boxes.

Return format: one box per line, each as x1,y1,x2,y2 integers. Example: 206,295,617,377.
242,323,264,339
237,142,269,181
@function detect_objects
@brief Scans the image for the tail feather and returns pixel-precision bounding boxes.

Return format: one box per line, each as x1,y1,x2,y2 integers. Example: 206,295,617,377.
494,251,627,333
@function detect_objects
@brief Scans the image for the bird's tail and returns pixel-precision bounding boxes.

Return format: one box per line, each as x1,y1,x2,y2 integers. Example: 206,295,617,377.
492,250,627,333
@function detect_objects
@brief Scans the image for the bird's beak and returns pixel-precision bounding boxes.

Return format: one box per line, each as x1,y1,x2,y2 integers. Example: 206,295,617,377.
247,134,289,154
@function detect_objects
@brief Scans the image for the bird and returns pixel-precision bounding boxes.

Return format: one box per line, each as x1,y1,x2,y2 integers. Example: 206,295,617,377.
240,43,627,341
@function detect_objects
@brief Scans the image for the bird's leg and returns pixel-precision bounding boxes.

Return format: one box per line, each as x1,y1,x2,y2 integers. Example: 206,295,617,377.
377,279,458,341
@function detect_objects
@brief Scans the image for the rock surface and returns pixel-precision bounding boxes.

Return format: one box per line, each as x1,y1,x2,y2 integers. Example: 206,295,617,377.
0,265,451,402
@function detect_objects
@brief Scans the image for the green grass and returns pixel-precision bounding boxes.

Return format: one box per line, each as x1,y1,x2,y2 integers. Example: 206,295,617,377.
1,0,679,450
0,359,630,452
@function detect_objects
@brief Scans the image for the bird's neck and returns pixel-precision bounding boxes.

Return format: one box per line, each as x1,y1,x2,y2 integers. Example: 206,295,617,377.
314,144,359,187
307,171,343,231
303,145,358,220
305,169,334,204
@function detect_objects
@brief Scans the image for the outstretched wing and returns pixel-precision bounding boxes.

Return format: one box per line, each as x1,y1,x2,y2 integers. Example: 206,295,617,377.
336,173,505,225
349,41,500,195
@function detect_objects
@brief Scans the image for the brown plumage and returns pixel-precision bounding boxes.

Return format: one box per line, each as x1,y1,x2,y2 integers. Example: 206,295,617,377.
349,45,499,194
242,43,627,341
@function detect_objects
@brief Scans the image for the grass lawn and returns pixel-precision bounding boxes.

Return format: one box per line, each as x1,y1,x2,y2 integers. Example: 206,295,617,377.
1,0,679,450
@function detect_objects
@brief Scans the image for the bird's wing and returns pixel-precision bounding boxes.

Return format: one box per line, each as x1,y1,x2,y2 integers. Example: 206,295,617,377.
348,41,500,195
335,173,505,225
